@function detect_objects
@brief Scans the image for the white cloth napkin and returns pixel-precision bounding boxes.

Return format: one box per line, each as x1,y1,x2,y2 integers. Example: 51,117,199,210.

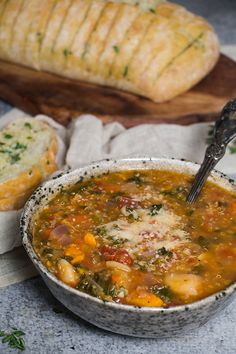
67,114,236,175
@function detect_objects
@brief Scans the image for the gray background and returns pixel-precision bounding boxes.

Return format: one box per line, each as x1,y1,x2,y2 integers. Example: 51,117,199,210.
0,1,236,353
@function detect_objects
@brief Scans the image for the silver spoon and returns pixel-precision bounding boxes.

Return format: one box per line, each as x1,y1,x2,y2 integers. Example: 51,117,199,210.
187,99,236,204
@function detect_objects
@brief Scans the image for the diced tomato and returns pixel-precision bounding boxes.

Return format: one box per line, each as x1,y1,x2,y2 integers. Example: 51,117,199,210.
100,245,133,266
118,196,139,209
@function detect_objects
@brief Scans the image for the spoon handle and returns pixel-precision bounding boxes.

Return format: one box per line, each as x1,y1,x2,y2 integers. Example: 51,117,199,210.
186,142,226,203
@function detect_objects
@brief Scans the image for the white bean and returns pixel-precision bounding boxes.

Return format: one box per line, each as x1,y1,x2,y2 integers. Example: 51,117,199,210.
165,273,203,299
106,261,131,272
57,259,79,287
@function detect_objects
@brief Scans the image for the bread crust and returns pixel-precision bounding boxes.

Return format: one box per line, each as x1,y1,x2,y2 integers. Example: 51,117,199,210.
0,0,220,102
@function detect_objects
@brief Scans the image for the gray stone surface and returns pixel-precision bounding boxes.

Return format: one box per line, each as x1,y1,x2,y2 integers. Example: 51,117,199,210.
0,277,235,354
0,1,236,353
177,0,236,45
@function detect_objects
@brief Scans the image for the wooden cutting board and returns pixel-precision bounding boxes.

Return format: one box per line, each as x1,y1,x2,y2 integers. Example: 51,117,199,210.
0,54,235,127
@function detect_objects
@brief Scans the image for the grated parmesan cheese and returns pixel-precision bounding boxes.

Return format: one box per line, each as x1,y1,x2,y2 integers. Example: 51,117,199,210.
102,207,190,256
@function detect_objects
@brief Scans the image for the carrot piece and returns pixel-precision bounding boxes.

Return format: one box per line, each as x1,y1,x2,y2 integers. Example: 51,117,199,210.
84,233,97,247
111,274,122,284
229,201,236,214
64,244,85,264
71,254,85,265
127,291,164,307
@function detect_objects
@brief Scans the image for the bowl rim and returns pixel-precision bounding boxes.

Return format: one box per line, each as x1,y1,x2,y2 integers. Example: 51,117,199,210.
21,156,236,313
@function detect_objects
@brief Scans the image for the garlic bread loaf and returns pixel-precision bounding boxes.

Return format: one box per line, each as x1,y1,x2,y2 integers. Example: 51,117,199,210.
0,118,58,211
0,0,219,102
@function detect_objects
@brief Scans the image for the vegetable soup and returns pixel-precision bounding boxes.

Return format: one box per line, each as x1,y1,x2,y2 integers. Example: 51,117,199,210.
32,170,236,307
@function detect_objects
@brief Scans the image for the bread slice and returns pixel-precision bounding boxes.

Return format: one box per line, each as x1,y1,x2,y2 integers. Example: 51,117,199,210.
0,0,220,102
0,117,58,211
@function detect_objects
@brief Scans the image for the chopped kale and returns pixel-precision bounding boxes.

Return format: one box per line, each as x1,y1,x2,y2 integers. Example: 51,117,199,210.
157,247,173,258
127,174,143,185
217,201,228,208
77,270,113,299
192,264,205,275
149,204,163,216
107,235,127,246
196,235,210,250
186,209,194,216
162,186,188,200
151,285,173,302
96,226,107,236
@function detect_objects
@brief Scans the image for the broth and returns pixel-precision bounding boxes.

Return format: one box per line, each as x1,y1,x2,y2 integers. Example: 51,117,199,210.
32,170,236,307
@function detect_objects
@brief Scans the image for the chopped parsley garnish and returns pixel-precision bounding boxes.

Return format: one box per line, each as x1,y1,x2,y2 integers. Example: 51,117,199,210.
123,65,129,77
10,154,21,164
13,142,27,150
149,8,156,14
0,141,26,164
149,204,163,216
4,133,13,139
0,328,25,351
113,45,119,53
24,122,32,129
63,48,72,57
36,32,43,44
157,247,173,258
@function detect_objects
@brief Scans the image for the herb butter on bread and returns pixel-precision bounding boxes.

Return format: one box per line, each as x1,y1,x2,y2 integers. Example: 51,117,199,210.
0,0,219,102
0,118,58,211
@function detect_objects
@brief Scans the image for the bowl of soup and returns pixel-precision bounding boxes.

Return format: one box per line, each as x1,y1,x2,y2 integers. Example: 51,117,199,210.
21,157,236,338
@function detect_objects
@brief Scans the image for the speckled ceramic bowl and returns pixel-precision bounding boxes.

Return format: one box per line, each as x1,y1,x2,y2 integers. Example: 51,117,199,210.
21,157,236,338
